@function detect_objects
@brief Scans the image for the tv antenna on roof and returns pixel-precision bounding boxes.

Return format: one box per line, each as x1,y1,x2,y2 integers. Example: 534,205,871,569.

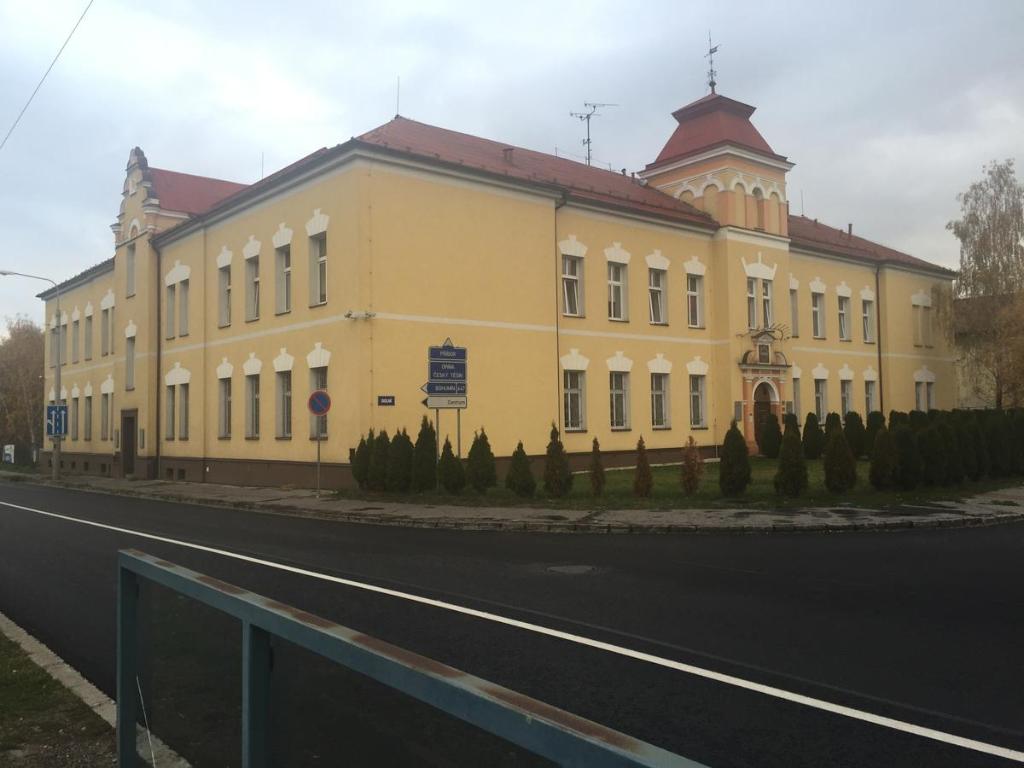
570,102,617,166
706,32,720,94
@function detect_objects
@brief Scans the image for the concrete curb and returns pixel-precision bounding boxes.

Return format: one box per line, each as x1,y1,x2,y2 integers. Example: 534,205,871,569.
0,610,189,767
6,472,1024,535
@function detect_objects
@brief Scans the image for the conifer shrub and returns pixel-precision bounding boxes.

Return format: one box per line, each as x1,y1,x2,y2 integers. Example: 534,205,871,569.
412,416,438,492
774,420,808,497
680,436,704,496
888,410,909,430
824,411,842,436
865,411,885,457
385,428,414,492
783,412,799,432
589,438,606,497
919,424,946,486
893,424,922,490
542,423,573,498
802,413,826,459
368,430,390,491
967,418,989,480
466,428,497,493
909,410,928,432
938,421,963,485
984,413,1008,477
1012,411,1024,475
719,420,751,496
957,419,978,482
823,427,857,493
633,437,653,498
868,425,897,490
843,411,867,459
352,433,371,490
505,441,536,497
757,413,783,459
437,437,466,494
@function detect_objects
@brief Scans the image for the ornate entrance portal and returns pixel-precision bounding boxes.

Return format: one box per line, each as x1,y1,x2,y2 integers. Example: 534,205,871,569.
753,382,777,449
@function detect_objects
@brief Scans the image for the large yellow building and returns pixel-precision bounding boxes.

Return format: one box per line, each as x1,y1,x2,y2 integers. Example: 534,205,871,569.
39,91,955,485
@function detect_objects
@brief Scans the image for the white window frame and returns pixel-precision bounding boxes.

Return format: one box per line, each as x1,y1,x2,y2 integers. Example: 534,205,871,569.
687,274,703,328
862,299,875,343
125,336,135,390
71,319,80,363
648,268,666,324
747,278,757,329
811,292,825,338
101,393,111,441
651,372,670,429
689,374,706,428
101,308,111,355
179,383,189,440
309,234,327,306
915,381,925,411
814,379,827,421
219,378,232,438
789,288,799,337
562,255,583,317
84,396,92,441
276,245,292,315
926,381,934,410
865,380,877,413
792,378,801,424
246,374,260,438
310,366,328,439
165,386,175,440
838,296,851,341
609,371,630,429
276,371,292,439
913,305,923,346
607,262,627,320
70,397,79,441
84,315,93,360
246,255,260,321
922,306,933,347
840,379,852,416
178,279,189,337
218,265,232,327
563,370,586,432
762,279,773,327
165,285,176,340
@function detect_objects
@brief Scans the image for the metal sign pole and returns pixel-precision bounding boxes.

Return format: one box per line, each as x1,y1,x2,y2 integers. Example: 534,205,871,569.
316,431,321,500
457,409,461,458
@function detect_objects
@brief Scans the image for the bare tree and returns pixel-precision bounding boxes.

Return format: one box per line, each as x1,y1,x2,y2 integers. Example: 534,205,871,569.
948,159,1024,408
0,316,44,463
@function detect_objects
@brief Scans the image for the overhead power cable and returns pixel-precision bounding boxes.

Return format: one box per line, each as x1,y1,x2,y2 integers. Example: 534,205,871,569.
0,0,95,154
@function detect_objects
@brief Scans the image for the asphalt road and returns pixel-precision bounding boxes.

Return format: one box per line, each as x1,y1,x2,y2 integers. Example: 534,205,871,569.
0,481,1021,767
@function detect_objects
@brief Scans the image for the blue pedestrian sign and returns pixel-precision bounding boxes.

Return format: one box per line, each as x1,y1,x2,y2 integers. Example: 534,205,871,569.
422,338,468,409
307,390,331,417
46,404,68,438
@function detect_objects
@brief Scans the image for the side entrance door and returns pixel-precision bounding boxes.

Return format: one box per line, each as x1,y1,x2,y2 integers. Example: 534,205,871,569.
121,412,136,476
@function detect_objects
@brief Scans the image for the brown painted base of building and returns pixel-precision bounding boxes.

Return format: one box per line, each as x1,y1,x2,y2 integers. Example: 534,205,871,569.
39,450,157,481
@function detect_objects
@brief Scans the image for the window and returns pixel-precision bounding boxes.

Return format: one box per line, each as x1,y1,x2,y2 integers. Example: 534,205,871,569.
126,243,136,297
687,275,703,327
276,246,292,314
218,265,231,327
179,384,189,440
101,309,111,355
814,379,827,421
648,268,666,324
862,299,875,342
60,322,67,365
246,374,260,438
865,380,877,413
651,372,670,428
689,374,706,428
165,285,176,339
84,396,92,440
70,398,79,440
789,289,799,337
747,278,757,329
84,315,93,360
101,393,111,441
276,371,292,438
562,255,582,316
792,378,802,424
811,292,825,338
926,381,934,410
607,263,627,320
563,370,586,431
310,366,328,438
840,379,852,416
178,279,189,336
762,279,773,327
125,337,135,390
838,296,851,341
219,378,232,438
246,256,260,321
71,320,79,363
915,381,926,411
609,372,630,429
48,328,57,367
165,386,175,440
922,306,933,347
310,234,327,305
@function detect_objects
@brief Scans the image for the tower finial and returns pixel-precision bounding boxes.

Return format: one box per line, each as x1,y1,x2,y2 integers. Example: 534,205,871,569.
705,31,719,94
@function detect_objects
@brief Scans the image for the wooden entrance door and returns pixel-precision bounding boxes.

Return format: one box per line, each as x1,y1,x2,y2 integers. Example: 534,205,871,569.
753,382,775,450
121,413,136,476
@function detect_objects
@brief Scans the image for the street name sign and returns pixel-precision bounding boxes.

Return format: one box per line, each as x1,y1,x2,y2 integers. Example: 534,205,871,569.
46,404,68,437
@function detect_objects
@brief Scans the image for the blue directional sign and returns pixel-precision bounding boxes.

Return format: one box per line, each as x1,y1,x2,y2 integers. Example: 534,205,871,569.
421,381,467,395
428,360,467,381
428,345,467,362
423,338,468,409
46,404,68,437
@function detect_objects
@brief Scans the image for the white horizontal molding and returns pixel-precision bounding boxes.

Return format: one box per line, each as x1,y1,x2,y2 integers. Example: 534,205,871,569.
836,281,852,298
684,256,706,276
606,351,633,372
164,260,190,286
164,363,190,386
243,235,261,260
273,348,294,373
216,246,233,269
913,365,936,383
838,363,854,380
647,353,672,374
559,234,587,258
242,352,262,376
685,355,709,376
604,242,631,265
860,285,875,302
100,288,116,310
307,342,330,369
863,366,878,382
216,357,233,379
272,223,293,249
306,208,329,237
809,277,826,294
100,373,116,393
812,363,829,380
742,252,777,281
645,249,669,271
560,348,589,371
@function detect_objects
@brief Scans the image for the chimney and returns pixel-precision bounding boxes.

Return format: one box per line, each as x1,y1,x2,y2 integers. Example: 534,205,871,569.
502,147,514,164
848,223,853,236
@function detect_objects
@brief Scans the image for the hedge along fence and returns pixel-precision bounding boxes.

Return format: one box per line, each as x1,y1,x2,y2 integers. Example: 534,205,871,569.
348,408,1024,500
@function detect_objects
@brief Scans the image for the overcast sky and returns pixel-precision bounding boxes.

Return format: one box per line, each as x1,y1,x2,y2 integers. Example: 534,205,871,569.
1,0,1021,325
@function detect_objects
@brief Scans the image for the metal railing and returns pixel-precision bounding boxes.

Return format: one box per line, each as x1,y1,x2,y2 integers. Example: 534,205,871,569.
117,549,706,767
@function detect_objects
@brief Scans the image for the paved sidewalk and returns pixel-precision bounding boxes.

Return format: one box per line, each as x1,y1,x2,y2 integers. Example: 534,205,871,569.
5,470,1024,533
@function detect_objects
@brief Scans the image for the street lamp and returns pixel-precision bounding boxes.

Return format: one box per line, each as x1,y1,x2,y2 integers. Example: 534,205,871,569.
0,270,61,480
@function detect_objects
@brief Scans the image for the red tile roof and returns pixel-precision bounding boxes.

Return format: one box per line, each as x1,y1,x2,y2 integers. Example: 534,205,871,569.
355,116,716,228
648,93,786,170
787,215,954,275
148,168,248,215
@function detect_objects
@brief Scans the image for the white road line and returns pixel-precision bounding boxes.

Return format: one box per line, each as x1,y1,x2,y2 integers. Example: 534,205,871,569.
2,498,1022,764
